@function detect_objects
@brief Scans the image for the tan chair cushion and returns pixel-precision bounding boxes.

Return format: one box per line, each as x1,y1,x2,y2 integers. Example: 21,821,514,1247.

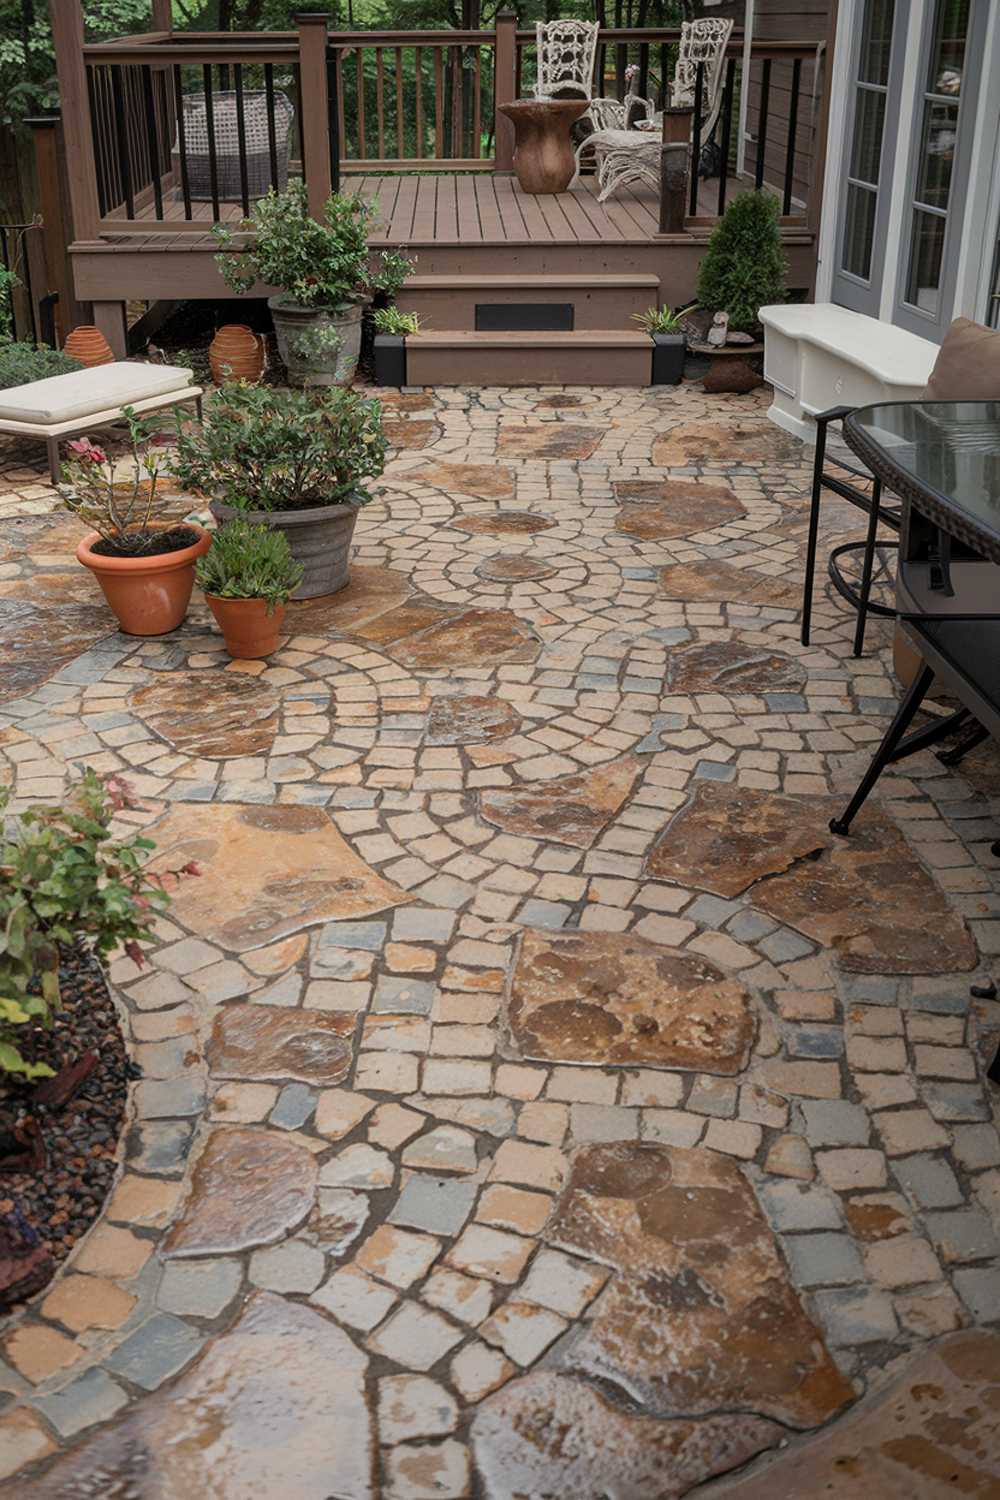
0,363,193,427
921,317,1000,401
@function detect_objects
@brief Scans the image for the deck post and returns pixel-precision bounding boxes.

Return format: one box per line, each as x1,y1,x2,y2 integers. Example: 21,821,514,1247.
297,14,334,216
48,0,101,244
91,300,127,360
494,10,518,172
659,106,693,234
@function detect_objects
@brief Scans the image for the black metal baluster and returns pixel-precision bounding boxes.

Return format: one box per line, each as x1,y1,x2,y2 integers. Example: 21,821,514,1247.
716,57,735,216
20,229,37,343
203,64,221,220
688,60,704,216
755,57,771,190
173,64,193,220
637,42,649,102
234,63,250,215
264,63,280,189
326,49,341,193
783,56,802,215
293,63,305,185
141,65,164,218
110,66,136,219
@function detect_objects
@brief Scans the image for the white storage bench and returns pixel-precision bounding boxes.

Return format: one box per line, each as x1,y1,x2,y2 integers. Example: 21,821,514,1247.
0,363,202,482
759,303,938,443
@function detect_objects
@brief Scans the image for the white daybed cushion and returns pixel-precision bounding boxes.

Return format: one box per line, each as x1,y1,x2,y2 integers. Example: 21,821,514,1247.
0,364,194,427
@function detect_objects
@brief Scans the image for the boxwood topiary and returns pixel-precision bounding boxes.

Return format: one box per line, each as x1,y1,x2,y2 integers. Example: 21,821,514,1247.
695,191,787,335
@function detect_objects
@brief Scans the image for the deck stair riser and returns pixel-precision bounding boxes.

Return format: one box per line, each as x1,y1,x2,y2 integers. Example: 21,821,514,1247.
397,273,660,331
405,330,652,387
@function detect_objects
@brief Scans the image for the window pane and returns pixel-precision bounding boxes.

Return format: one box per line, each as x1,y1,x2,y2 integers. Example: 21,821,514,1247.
928,0,970,95
850,88,887,185
843,183,877,280
905,208,947,313
914,100,959,207
859,0,895,85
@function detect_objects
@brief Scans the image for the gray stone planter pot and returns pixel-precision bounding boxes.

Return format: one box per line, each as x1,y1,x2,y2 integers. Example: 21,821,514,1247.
268,296,363,387
210,498,360,598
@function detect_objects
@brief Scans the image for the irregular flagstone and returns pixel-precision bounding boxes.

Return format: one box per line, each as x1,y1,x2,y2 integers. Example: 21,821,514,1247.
480,756,642,848
647,783,975,974
130,673,283,759
657,559,802,608
507,928,754,1073
535,393,593,408
390,607,541,670
652,421,802,468
284,565,411,635
414,462,515,500
147,803,406,951
206,1005,355,1087
450,510,554,536
497,423,604,460
1,599,113,702
16,1293,373,1499
378,391,435,411
475,554,557,583
426,694,523,746
665,641,806,696
701,1330,1000,1500
614,487,746,541
164,1127,318,1257
472,1371,784,1500
353,601,452,648
545,1142,854,1427
953,736,1000,800
382,418,440,449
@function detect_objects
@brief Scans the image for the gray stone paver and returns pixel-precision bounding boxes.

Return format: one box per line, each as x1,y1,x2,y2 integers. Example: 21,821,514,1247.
2,383,1000,1495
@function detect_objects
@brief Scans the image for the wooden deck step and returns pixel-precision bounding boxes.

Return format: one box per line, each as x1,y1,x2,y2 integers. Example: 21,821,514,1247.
405,330,653,387
398,272,660,331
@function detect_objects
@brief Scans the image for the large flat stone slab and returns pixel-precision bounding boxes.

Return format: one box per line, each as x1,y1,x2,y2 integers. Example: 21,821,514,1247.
284,565,411,635
657,559,801,608
652,421,801,468
390,608,540,670
614,485,746,541
701,1331,1000,1500
1,599,113,703
414,462,516,500
207,1005,355,1086
508,929,755,1073
148,803,406,951
130,673,283,759
647,785,975,975
382,418,439,449
472,1371,783,1500
450,511,554,536
480,757,642,849
353,601,451,648
545,1142,854,1428
18,1293,373,1499
665,641,806,696
497,424,603,460
475,554,556,583
426,695,522,746
164,1127,317,1257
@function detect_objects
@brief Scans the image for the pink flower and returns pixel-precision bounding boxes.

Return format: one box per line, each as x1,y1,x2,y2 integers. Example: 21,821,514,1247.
67,437,107,465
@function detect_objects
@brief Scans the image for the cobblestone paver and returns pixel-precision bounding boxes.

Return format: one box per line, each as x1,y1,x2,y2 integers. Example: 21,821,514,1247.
1,385,999,1495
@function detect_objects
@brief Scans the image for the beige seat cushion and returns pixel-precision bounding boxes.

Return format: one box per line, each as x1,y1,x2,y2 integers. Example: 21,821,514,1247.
0,363,194,427
921,317,1000,401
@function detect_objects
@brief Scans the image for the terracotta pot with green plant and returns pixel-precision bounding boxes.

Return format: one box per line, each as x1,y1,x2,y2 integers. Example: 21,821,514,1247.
172,382,387,598
60,412,209,636
212,182,413,387
197,517,303,659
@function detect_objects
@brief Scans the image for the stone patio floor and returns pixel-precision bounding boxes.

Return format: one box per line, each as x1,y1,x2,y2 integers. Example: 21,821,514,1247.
1,382,999,1497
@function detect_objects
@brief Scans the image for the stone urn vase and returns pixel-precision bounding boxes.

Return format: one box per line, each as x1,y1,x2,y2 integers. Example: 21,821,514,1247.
209,498,360,598
209,325,265,385
76,523,211,636
268,297,363,388
205,595,286,659
63,326,115,368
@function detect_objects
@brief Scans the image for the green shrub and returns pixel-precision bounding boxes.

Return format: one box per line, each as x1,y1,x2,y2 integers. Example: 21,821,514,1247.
373,307,420,336
370,247,415,300
0,771,197,1080
197,518,303,610
696,191,787,334
172,381,387,512
0,340,83,391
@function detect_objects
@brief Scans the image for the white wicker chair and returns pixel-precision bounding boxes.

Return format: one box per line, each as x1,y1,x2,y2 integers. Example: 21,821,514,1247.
533,20,599,99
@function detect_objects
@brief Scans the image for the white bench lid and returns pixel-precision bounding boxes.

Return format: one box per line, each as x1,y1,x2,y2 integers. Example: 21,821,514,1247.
0,363,194,427
759,303,938,387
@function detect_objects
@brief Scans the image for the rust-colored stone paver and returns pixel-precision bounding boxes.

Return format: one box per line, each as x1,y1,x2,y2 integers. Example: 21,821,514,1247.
389,607,541,670
130,673,284,759
480,756,642,848
449,510,554,535
613,481,746,540
665,641,806,696
656,558,802,607
164,1128,318,1257
652,420,801,467
206,1005,356,1087
1,599,111,702
474,554,556,583
415,462,516,499
496,423,604,460
426,695,522,746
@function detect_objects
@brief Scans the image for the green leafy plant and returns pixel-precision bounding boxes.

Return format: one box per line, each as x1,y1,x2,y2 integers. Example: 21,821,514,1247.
370,247,416,299
59,410,172,554
213,181,376,309
0,340,82,391
0,264,18,340
631,306,686,335
0,771,198,1080
373,307,421,336
291,322,343,363
196,518,303,611
696,190,787,334
172,381,387,513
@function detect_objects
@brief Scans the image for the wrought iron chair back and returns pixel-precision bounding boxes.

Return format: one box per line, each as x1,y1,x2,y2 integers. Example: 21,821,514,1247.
533,20,600,100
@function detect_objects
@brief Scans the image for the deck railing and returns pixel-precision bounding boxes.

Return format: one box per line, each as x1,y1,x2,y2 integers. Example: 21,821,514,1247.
51,3,829,242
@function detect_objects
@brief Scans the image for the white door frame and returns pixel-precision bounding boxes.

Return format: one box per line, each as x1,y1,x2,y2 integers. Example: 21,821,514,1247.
814,0,857,302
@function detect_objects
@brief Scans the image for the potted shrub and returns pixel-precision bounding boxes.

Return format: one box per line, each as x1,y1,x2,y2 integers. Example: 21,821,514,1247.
372,307,421,386
60,412,210,636
197,517,303,659
632,306,688,385
695,190,787,335
172,382,387,598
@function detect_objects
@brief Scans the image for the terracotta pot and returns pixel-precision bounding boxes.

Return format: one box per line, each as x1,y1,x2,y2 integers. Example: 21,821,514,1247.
206,595,286,659
76,523,210,636
209,324,265,385
63,326,115,369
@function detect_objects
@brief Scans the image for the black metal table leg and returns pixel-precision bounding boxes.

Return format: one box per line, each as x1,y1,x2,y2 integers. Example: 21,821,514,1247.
830,663,935,836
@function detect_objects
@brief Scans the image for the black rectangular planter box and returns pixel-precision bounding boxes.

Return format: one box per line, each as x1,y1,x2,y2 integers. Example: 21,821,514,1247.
651,333,686,385
374,333,406,386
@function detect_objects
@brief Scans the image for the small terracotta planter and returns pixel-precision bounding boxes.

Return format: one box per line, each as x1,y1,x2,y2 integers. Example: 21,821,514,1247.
209,324,265,385
63,326,115,368
76,524,210,636
205,595,286,659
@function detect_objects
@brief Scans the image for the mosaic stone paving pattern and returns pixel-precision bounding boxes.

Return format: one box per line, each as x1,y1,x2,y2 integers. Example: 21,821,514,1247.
1,384,999,1498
